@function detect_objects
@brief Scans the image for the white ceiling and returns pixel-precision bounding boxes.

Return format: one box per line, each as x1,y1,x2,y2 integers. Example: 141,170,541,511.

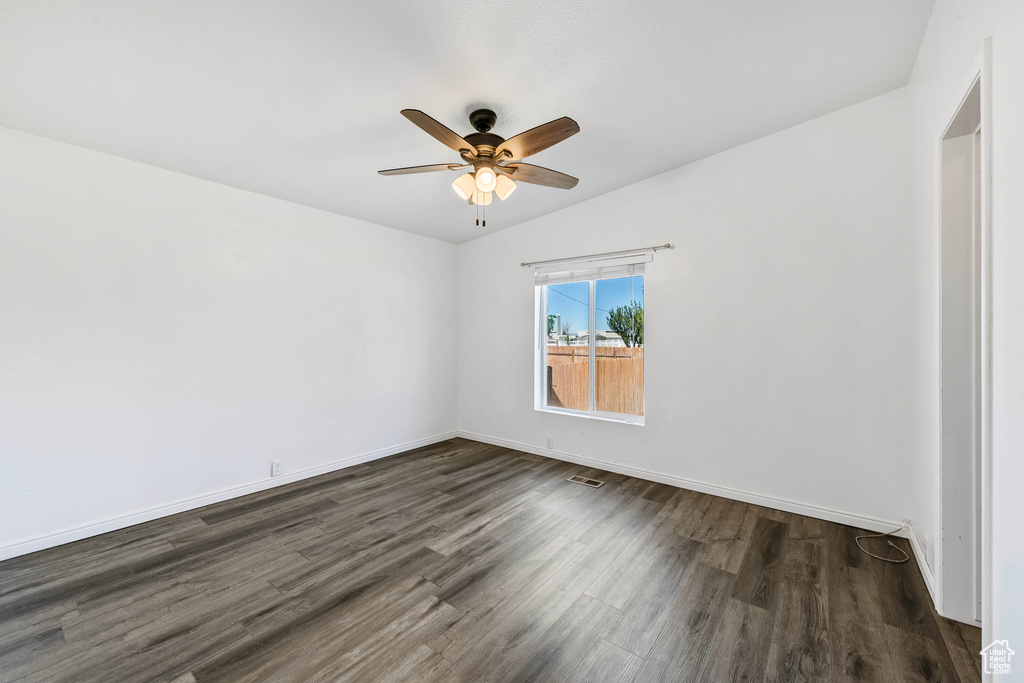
0,0,933,244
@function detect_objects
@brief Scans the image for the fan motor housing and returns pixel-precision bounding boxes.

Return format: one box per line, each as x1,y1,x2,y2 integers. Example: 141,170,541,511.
464,132,504,151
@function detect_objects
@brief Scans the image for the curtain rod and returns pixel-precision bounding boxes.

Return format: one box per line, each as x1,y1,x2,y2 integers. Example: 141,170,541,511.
521,244,673,268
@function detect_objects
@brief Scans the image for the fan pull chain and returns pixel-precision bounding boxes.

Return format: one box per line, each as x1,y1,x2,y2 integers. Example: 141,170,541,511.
483,202,486,228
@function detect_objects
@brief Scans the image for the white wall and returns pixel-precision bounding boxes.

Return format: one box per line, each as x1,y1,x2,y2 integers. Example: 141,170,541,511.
458,88,915,531
0,126,458,557
989,7,1024,652
907,0,1024,648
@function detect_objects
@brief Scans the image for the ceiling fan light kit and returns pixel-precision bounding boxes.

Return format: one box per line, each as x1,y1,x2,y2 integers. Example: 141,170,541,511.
379,107,580,226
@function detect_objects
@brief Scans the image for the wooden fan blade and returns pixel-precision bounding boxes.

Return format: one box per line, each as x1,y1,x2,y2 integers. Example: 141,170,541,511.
494,117,579,161
401,109,476,156
378,163,466,176
500,163,578,189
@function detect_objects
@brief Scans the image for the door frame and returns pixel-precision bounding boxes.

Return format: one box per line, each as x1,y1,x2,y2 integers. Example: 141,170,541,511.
935,41,991,627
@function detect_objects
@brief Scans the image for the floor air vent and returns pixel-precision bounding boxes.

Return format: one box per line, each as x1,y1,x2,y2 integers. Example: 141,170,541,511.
567,475,605,488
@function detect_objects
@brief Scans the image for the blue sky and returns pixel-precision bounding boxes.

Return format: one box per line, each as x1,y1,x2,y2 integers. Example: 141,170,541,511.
546,276,643,335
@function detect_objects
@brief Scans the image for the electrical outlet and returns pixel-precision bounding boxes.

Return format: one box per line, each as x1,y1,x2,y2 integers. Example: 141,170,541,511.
271,460,283,477
545,436,554,450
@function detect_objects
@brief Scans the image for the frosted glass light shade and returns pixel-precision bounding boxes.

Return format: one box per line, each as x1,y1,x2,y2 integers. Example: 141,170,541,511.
452,173,477,200
474,167,497,193
494,174,516,201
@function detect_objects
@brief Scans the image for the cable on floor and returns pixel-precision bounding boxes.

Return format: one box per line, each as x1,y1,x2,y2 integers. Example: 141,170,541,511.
856,522,910,563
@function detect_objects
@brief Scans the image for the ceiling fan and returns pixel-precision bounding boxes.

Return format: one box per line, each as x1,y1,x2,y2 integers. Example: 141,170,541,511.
378,108,580,212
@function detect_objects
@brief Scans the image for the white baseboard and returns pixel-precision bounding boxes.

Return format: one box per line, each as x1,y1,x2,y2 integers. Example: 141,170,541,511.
458,430,938,608
0,431,458,562
905,522,938,606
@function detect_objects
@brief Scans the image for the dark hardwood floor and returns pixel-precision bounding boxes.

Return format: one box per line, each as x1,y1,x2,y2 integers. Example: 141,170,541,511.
0,438,981,682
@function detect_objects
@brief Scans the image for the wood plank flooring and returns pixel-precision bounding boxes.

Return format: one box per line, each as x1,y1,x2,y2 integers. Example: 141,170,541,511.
0,438,980,682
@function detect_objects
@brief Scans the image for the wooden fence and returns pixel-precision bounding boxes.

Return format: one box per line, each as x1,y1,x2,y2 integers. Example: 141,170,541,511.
546,346,644,416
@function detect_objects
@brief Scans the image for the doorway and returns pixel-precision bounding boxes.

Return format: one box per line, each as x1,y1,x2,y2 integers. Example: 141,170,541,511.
939,73,986,626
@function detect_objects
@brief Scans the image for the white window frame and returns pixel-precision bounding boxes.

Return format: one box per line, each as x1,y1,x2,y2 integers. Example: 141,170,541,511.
534,268,645,425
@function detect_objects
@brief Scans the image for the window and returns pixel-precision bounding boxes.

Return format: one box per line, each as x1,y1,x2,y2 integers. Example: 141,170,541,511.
535,259,645,424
